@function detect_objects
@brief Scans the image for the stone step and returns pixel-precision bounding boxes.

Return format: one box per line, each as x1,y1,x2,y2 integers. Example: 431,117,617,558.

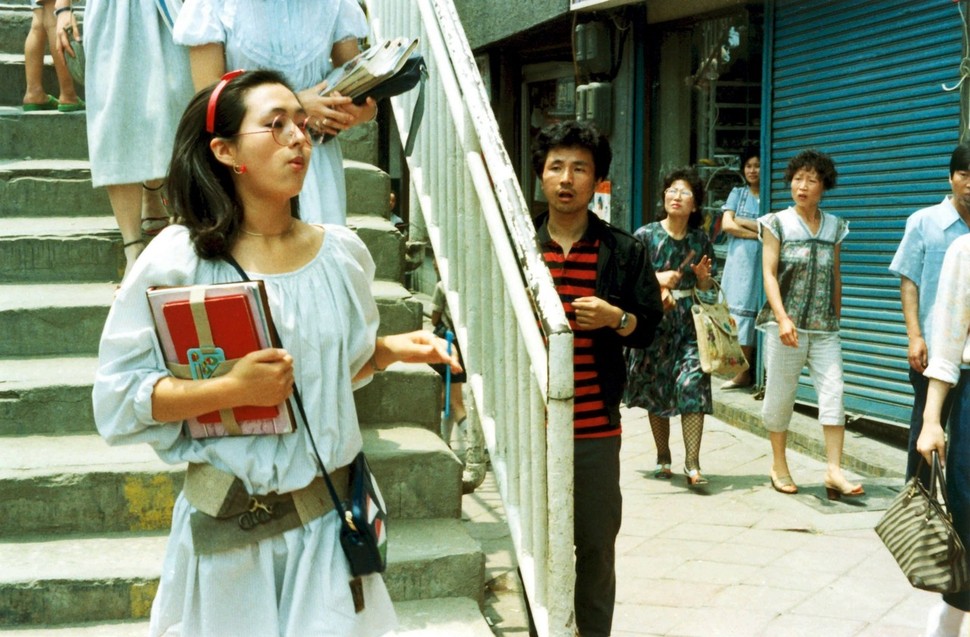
0,355,439,437
348,214,405,283
0,597,492,636
0,278,420,358
340,120,380,166
0,215,406,283
0,426,458,537
0,159,110,217
0,216,121,282
345,159,391,218
0,107,89,160
0,518,482,626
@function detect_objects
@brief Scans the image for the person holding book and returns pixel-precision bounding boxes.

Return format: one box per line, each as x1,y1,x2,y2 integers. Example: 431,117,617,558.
173,0,379,225
93,69,458,636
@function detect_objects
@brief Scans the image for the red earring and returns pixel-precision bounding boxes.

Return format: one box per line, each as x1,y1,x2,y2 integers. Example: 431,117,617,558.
233,163,247,175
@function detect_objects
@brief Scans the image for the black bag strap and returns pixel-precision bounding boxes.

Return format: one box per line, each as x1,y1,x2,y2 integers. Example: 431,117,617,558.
403,57,428,157
223,253,351,526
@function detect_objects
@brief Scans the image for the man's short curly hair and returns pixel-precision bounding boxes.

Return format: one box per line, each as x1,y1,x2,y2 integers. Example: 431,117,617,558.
784,149,838,190
531,120,612,181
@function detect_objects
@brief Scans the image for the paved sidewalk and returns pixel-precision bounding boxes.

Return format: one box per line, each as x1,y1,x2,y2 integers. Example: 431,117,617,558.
463,403,967,636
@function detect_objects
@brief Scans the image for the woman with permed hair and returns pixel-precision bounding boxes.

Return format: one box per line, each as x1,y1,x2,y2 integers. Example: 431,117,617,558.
92,69,459,635
757,148,863,498
624,167,716,488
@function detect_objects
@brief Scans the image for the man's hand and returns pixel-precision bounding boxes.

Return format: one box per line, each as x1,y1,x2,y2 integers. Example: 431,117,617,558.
572,296,622,331
908,335,928,373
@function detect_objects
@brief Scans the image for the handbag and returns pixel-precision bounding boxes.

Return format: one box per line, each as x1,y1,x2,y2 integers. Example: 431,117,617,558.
690,280,749,377
224,256,388,577
875,451,970,593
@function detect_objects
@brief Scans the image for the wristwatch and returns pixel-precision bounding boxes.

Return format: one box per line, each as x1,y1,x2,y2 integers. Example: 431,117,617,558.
615,311,629,331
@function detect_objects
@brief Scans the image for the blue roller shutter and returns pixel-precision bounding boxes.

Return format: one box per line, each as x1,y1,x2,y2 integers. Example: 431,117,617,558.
767,0,962,423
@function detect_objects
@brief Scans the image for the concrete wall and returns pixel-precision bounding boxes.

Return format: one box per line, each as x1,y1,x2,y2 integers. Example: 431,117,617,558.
452,0,567,49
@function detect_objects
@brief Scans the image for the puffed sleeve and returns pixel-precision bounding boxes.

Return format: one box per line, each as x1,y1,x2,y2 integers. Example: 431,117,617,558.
925,236,970,386
324,225,379,390
758,212,782,242
835,216,849,244
92,226,199,449
333,0,368,42
173,0,228,46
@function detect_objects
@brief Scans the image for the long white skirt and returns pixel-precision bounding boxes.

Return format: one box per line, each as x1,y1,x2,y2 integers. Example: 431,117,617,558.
149,493,397,637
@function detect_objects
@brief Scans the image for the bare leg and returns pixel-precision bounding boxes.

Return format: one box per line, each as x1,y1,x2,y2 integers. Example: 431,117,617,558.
141,179,171,235
822,425,862,493
39,1,79,105
23,9,48,105
107,184,145,280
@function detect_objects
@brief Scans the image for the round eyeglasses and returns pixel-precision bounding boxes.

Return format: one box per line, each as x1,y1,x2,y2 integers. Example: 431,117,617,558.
664,187,694,199
234,113,327,146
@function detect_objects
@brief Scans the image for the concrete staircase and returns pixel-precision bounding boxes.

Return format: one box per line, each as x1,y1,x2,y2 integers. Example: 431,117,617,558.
0,5,489,634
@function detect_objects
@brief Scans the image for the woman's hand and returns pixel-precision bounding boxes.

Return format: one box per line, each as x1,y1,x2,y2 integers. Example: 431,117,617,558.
334,95,378,128
55,6,80,63
227,348,294,407
777,316,799,348
299,83,354,138
656,270,682,289
376,331,462,374
692,255,713,289
660,287,676,312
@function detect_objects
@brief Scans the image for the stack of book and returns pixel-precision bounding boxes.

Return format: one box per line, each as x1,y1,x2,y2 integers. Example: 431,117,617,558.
321,37,419,102
148,281,297,439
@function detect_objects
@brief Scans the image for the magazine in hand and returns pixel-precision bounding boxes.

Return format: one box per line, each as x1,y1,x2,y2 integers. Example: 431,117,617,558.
321,37,419,102
147,281,296,439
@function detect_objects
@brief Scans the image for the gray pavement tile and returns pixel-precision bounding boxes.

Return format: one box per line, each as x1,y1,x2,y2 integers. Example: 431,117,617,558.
631,576,726,608
790,575,914,623
666,607,777,637
707,582,811,615
762,612,866,637
700,541,788,568
612,603,685,636
751,562,840,593
665,559,763,587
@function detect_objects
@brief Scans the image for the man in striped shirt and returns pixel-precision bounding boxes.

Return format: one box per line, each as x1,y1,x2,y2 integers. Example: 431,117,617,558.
532,121,663,637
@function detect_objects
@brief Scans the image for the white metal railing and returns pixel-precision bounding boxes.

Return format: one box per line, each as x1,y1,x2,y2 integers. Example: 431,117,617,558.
364,1,575,635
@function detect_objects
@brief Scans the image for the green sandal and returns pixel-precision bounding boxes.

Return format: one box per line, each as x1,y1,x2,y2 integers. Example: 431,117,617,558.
23,95,59,111
58,98,86,113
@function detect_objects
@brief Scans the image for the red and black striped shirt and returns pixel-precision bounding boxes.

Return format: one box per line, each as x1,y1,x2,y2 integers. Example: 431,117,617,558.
540,231,619,439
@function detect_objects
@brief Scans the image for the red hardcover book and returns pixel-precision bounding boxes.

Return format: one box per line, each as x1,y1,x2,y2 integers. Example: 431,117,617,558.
147,282,297,438
162,295,278,425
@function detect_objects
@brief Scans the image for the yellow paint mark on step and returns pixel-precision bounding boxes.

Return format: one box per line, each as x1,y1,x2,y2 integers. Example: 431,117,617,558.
130,580,159,618
123,473,177,531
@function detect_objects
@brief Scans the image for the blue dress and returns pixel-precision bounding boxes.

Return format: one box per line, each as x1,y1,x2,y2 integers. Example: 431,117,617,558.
624,222,714,417
720,186,762,346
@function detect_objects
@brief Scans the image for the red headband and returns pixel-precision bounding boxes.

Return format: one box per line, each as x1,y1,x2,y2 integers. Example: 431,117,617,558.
205,69,245,134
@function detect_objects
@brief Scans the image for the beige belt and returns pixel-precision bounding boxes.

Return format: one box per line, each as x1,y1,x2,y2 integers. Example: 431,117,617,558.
184,462,350,554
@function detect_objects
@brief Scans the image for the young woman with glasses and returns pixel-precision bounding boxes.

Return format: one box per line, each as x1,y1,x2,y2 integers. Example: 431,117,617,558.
93,70,458,636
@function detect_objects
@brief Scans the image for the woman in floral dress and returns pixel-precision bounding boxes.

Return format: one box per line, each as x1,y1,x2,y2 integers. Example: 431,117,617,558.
758,149,862,499
625,168,715,487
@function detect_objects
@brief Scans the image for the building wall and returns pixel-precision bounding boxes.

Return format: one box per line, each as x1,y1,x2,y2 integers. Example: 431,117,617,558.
451,0,567,49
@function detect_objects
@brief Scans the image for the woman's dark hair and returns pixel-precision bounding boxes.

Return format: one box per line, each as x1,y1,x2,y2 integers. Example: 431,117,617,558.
658,167,705,229
784,149,837,190
167,69,300,259
531,120,612,181
740,144,760,169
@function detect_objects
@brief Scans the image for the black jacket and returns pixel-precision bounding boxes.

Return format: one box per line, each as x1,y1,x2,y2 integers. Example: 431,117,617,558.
535,211,664,410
